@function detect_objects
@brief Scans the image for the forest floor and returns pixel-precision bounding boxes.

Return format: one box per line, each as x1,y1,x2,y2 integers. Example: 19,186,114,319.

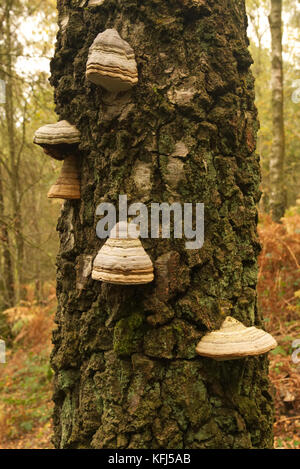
0,212,299,449
257,211,300,449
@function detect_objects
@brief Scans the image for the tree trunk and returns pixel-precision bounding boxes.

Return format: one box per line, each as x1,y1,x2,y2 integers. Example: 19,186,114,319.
0,165,15,308
3,0,25,303
268,0,285,222
50,0,274,449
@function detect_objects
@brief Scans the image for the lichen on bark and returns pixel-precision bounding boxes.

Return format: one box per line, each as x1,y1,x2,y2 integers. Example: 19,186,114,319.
50,0,274,449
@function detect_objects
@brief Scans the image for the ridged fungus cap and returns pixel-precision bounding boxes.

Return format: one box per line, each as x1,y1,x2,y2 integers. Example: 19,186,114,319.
195,316,277,361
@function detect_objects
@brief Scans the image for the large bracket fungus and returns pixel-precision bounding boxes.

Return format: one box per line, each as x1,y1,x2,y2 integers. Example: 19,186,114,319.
92,221,154,285
33,120,81,160
47,154,81,200
86,29,138,92
195,316,277,361
34,121,81,200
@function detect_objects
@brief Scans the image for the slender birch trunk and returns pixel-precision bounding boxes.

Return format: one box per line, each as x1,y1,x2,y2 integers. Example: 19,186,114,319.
269,0,286,221
3,0,25,302
0,165,15,308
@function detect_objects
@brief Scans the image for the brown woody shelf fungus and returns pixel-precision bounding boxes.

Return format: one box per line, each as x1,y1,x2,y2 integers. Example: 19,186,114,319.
92,221,154,285
33,120,81,160
86,29,138,92
47,154,81,200
195,316,277,361
33,121,81,200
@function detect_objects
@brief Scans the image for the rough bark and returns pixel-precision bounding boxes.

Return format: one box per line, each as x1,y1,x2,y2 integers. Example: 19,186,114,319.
268,0,285,222
50,0,274,449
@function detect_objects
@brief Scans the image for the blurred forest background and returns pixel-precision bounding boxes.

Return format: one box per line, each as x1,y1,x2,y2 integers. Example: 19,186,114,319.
0,0,299,449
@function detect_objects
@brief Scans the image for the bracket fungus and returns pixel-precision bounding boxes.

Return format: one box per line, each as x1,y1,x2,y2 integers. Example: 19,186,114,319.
92,221,154,285
47,154,80,200
33,120,81,160
195,316,277,361
86,29,138,92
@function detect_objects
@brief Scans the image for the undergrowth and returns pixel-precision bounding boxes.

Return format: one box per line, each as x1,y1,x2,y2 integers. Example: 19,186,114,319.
258,209,300,449
0,284,55,449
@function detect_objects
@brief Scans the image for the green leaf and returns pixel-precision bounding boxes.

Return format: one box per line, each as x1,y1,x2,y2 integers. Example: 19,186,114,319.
270,346,288,356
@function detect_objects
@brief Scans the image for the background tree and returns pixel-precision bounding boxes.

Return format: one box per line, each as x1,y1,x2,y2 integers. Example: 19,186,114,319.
0,0,60,308
269,0,286,222
246,0,272,212
246,0,300,215
0,163,14,308
50,0,274,449
281,0,300,209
